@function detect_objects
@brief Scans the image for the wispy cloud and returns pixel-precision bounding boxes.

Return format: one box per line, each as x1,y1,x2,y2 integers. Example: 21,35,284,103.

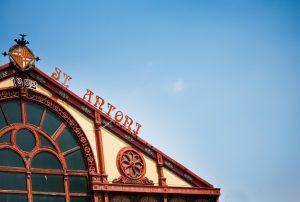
171,79,185,93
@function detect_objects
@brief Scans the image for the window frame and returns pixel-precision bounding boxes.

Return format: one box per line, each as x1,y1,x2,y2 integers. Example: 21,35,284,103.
0,94,95,202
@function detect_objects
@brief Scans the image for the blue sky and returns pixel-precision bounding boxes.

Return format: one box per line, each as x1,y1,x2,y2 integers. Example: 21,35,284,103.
1,1,300,201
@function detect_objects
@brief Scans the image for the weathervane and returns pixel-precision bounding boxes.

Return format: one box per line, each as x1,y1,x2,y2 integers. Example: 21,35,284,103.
2,34,40,71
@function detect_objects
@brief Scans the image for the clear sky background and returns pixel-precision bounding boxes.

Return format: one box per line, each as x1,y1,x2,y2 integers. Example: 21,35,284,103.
1,1,300,202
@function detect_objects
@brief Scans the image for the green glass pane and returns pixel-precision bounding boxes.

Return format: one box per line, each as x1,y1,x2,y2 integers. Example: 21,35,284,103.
31,152,62,170
57,127,79,152
26,101,44,126
2,100,22,123
0,131,11,144
32,174,64,193
33,195,65,202
65,150,87,171
0,110,7,130
69,176,88,193
0,194,27,202
0,149,25,167
0,171,26,190
16,129,36,152
39,134,56,150
42,110,62,136
71,197,92,202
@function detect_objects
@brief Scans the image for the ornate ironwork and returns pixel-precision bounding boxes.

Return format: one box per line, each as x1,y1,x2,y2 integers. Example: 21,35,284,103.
58,90,70,99
35,75,46,84
145,147,154,156
113,147,153,185
124,134,135,142
102,119,113,128
183,173,193,181
165,160,174,169
120,148,145,179
81,105,92,114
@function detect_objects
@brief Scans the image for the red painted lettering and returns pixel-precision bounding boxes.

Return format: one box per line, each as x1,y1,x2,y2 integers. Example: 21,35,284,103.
62,73,72,88
133,122,142,135
123,115,134,130
114,111,124,123
106,103,116,116
94,95,105,110
51,67,61,81
83,89,94,103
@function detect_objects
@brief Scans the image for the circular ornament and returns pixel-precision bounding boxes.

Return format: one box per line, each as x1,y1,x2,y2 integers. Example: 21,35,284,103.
117,147,146,180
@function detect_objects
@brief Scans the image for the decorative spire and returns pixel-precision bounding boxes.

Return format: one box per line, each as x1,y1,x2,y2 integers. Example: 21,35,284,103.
14,34,29,46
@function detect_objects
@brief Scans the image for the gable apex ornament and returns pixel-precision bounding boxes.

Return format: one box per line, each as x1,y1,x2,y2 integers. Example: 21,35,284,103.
2,34,40,71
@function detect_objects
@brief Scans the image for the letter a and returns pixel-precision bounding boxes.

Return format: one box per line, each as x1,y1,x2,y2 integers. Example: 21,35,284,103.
83,89,94,103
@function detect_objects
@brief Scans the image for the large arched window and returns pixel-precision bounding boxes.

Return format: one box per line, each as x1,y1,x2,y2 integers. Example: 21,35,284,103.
0,97,92,202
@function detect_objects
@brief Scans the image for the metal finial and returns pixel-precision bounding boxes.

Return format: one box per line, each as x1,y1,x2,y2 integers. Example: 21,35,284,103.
14,34,29,46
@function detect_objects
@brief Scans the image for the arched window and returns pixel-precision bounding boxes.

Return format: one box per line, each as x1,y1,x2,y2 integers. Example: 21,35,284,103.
0,99,92,202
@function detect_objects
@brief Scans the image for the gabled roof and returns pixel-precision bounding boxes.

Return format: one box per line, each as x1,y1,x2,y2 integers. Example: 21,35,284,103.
0,63,219,191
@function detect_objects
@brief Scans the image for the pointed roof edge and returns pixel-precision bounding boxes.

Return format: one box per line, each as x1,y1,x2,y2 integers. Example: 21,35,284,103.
0,63,217,189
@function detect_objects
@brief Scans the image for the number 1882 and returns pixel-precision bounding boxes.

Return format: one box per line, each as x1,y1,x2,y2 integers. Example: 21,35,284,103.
13,78,37,89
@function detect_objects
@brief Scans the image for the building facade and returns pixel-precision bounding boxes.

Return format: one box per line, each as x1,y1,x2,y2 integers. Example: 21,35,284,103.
0,36,220,202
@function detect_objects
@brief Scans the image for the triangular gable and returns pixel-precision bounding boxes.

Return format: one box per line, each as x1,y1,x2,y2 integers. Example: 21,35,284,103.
0,63,216,189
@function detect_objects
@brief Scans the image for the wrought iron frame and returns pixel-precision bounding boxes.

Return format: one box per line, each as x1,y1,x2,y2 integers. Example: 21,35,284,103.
0,88,96,202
